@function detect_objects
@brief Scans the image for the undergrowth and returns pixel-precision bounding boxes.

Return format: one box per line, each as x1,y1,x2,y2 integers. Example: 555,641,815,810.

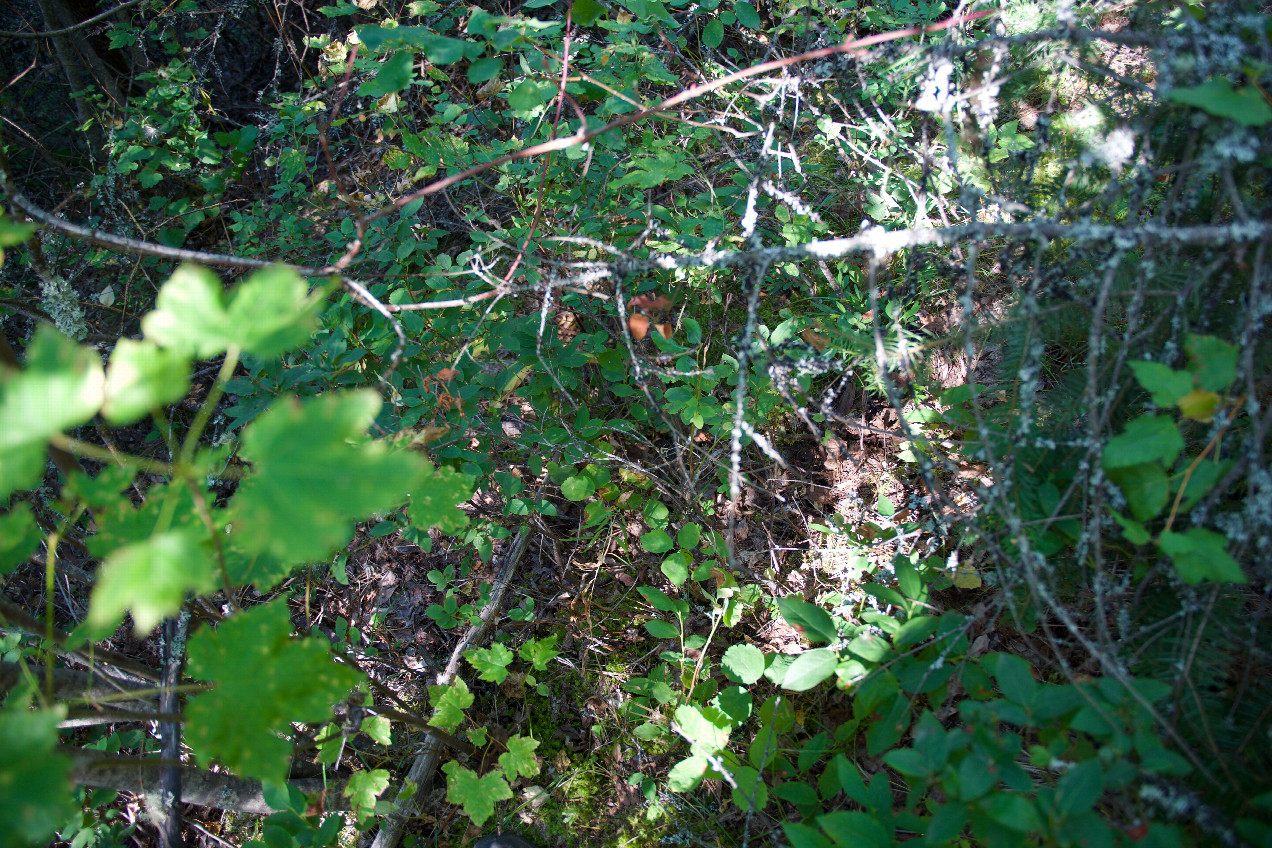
1,0,1270,847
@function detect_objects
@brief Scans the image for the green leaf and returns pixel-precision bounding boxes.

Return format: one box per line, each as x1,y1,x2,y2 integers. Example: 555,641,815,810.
645,619,679,639
0,326,105,500
1175,458,1232,512
1129,360,1192,406
1102,416,1183,470
1186,335,1238,391
357,26,478,64
102,339,191,425
358,51,415,97
985,653,1038,705
776,597,837,643
508,80,551,112
345,769,391,817
730,765,768,812
667,755,708,792
1166,78,1272,126
226,266,325,358
926,804,967,845
677,522,702,550
186,601,364,785
0,703,76,848
673,704,731,755
518,634,560,670
783,648,839,692
441,761,512,826
363,715,392,746
232,391,428,573
721,643,765,684
640,528,675,553
467,643,514,683
701,18,723,48
466,56,502,84
1055,759,1103,817
142,265,322,359
783,822,835,848
409,464,472,534
1107,462,1169,522
1112,512,1150,545
734,0,761,28
562,475,595,501
817,810,890,848
981,793,1042,832
661,551,690,586
571,0,605,25
0,504,41,575
0,213,37,247
768,783,819,813
1158,528,1246,584
714,685,752,724
428,677,474,732
882,747,928,778
89,527,218,635
498,735,540,780
638,585,683,615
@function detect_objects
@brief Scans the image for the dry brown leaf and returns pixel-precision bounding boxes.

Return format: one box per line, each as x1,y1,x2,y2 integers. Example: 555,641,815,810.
630,293,672,312
629,313,650,340
800,329,831,351
654,323,673,340
435,367,459,381
410,426,449,446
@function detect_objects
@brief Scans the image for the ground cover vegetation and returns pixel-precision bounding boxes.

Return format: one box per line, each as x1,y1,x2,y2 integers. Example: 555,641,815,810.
0,0,1270,845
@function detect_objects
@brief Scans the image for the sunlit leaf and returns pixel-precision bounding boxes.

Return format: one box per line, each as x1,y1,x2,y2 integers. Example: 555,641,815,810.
1166,78,1272,126
345,769,391,818
89,527,218,635
441,761,511,826
775,597,837,644
232,391,428,571
0,327,105,500
499,735,540,780
721,643,765,685
428,677,473,732
143,265,322,359
782,648,839,692
102,338,190,425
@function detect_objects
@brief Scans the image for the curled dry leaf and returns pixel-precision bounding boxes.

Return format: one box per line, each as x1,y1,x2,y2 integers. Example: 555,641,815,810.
800,329,830,351
409,426,449,446
629,293,672,312
654,323,673,340
629,313,650,341
435,367,459,381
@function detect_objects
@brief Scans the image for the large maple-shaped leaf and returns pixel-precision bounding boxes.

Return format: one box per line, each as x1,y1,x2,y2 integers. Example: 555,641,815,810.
231,391,429,568
441,761,512,826
0,704,76,848
185,601,364,785
142,264,322,359
344,769,391,819
498,735,540,780
428,677,473,732
0,327,104,500
89,527,218,635
408,464,473,534
102,338,190,425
